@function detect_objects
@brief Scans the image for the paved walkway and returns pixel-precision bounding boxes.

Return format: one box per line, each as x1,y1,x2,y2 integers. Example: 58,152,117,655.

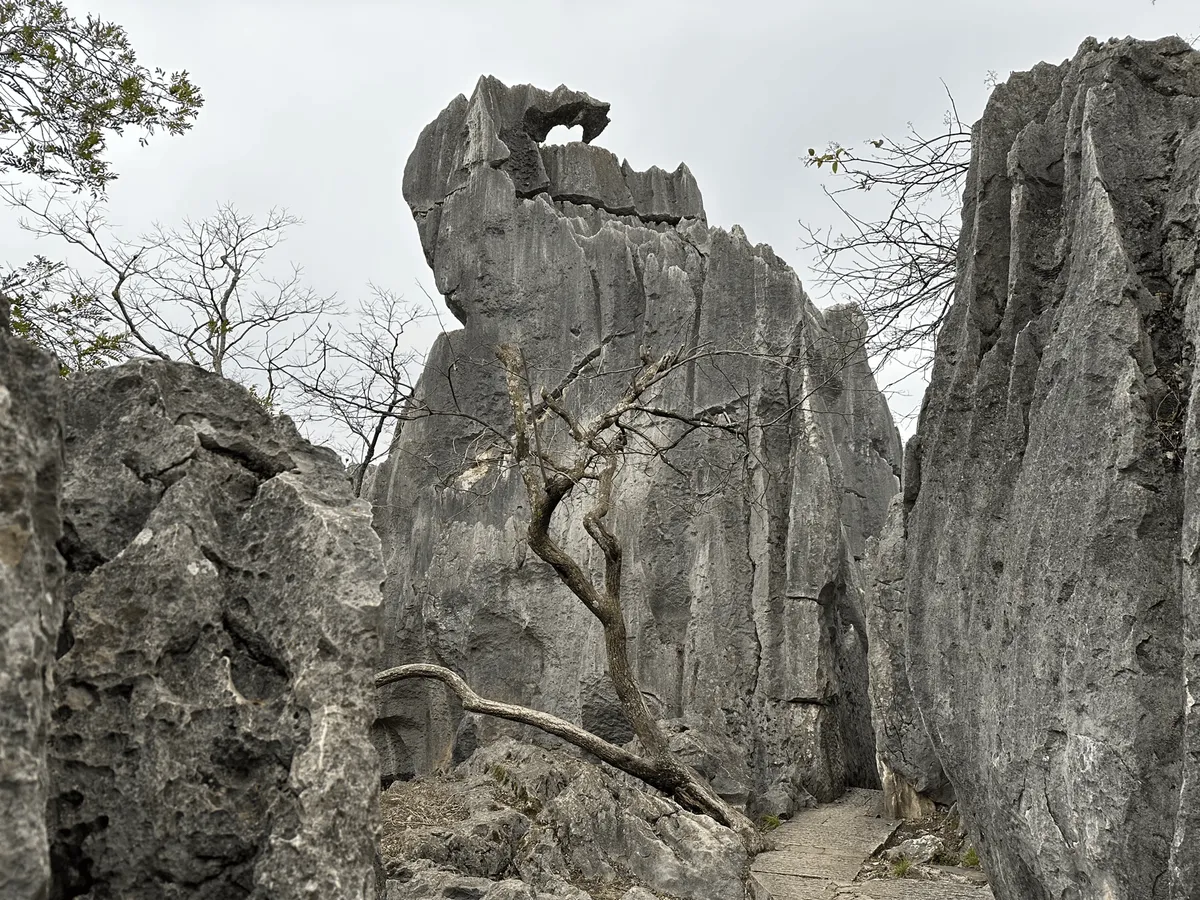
749,789,994,900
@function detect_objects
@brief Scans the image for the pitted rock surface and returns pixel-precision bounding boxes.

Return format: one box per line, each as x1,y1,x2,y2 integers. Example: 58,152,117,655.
372,76,901,814
382,738,748,900
868,36,1200,900
48,361,384,900
0,298,63,900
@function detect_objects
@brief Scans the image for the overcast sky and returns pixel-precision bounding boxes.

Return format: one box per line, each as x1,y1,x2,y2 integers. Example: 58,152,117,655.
4,1,1197,429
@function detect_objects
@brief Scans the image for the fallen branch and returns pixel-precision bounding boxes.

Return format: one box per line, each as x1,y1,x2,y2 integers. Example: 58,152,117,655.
375,662,768,851
377,663,669,783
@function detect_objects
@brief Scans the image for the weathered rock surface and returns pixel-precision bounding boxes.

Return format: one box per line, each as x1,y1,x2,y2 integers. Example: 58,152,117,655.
381,738,748,900
864,499,947,820
871,36,1200,900
0,298,63,900
48,360,384,899
373,76,902,813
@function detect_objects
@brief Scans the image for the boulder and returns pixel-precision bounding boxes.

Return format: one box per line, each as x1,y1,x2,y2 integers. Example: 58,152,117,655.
0,298,64,900
373,76,902,813
884,835,943,865
387,862,590,900
876,36,1200,900
48,360,384,899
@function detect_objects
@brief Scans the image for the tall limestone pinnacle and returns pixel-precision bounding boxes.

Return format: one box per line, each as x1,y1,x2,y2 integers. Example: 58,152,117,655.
371,74,902,815
866,35,1200,900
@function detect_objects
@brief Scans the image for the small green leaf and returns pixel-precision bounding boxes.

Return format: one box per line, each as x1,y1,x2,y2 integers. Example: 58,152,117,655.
831,161,839,174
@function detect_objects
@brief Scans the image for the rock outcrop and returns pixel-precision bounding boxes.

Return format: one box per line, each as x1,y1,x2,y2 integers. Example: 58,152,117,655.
373,76,901,815
0,298,63,900
869,36,1200,900
48,361,385,899
381,738,749,900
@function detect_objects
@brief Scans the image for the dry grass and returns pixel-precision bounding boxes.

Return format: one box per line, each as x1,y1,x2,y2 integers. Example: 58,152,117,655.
379,776,473,833
376,767,677,899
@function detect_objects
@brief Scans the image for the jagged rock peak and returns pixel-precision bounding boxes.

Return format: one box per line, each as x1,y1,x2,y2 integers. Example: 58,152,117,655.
403,76,705,305
373,78,902,819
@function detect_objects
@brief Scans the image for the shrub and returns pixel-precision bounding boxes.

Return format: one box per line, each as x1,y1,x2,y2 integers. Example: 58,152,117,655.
758,814,782,832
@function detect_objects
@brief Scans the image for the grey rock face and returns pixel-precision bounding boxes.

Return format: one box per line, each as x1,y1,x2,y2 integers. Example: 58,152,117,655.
879,36,1200,900
864,498,948,819
373,75,901,813
382,738,748,900
49,361,384,899
0,299,63,900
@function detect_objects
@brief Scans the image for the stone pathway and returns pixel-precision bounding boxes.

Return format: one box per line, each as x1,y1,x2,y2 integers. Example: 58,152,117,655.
749,789,994,900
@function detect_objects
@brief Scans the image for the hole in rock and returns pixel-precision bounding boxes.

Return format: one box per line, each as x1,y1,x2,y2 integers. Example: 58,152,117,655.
542,123,584,145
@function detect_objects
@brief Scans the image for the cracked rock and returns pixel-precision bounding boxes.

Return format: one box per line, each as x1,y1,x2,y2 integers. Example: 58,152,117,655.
382,738,749,900
872,36,1200,900
48,360,385,900
0,297,64,900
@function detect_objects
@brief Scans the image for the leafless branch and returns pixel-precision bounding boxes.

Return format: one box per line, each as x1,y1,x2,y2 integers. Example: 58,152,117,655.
802,96,971,370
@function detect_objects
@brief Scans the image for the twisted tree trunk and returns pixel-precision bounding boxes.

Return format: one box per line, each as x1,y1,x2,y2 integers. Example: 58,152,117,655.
377,342,769,852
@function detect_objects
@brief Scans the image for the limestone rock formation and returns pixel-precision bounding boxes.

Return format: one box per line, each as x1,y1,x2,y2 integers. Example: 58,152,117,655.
871,36,1200,900
0,298,63,900
864,498,948,820
381,738,749,900
373,76,901,814
48,361,384,899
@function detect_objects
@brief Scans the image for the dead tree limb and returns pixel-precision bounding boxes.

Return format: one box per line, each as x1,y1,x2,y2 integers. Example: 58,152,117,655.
802,87,971,369
376,333,871,850
496,342,764,848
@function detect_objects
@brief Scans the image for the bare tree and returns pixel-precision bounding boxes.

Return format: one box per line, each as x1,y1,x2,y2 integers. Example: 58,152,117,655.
5,189,336,400
376,340,775,850
283,284,428,496
6,187,433,486
800,88,971,369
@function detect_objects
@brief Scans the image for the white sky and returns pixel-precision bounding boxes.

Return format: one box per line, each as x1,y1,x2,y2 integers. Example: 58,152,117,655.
4,1,1196,432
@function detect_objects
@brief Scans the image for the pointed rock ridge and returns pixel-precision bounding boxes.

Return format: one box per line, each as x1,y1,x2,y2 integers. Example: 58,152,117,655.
375,77,901,817
868,35,1200,899
621,159,706,224
0,296,64,900
402,75,705,321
